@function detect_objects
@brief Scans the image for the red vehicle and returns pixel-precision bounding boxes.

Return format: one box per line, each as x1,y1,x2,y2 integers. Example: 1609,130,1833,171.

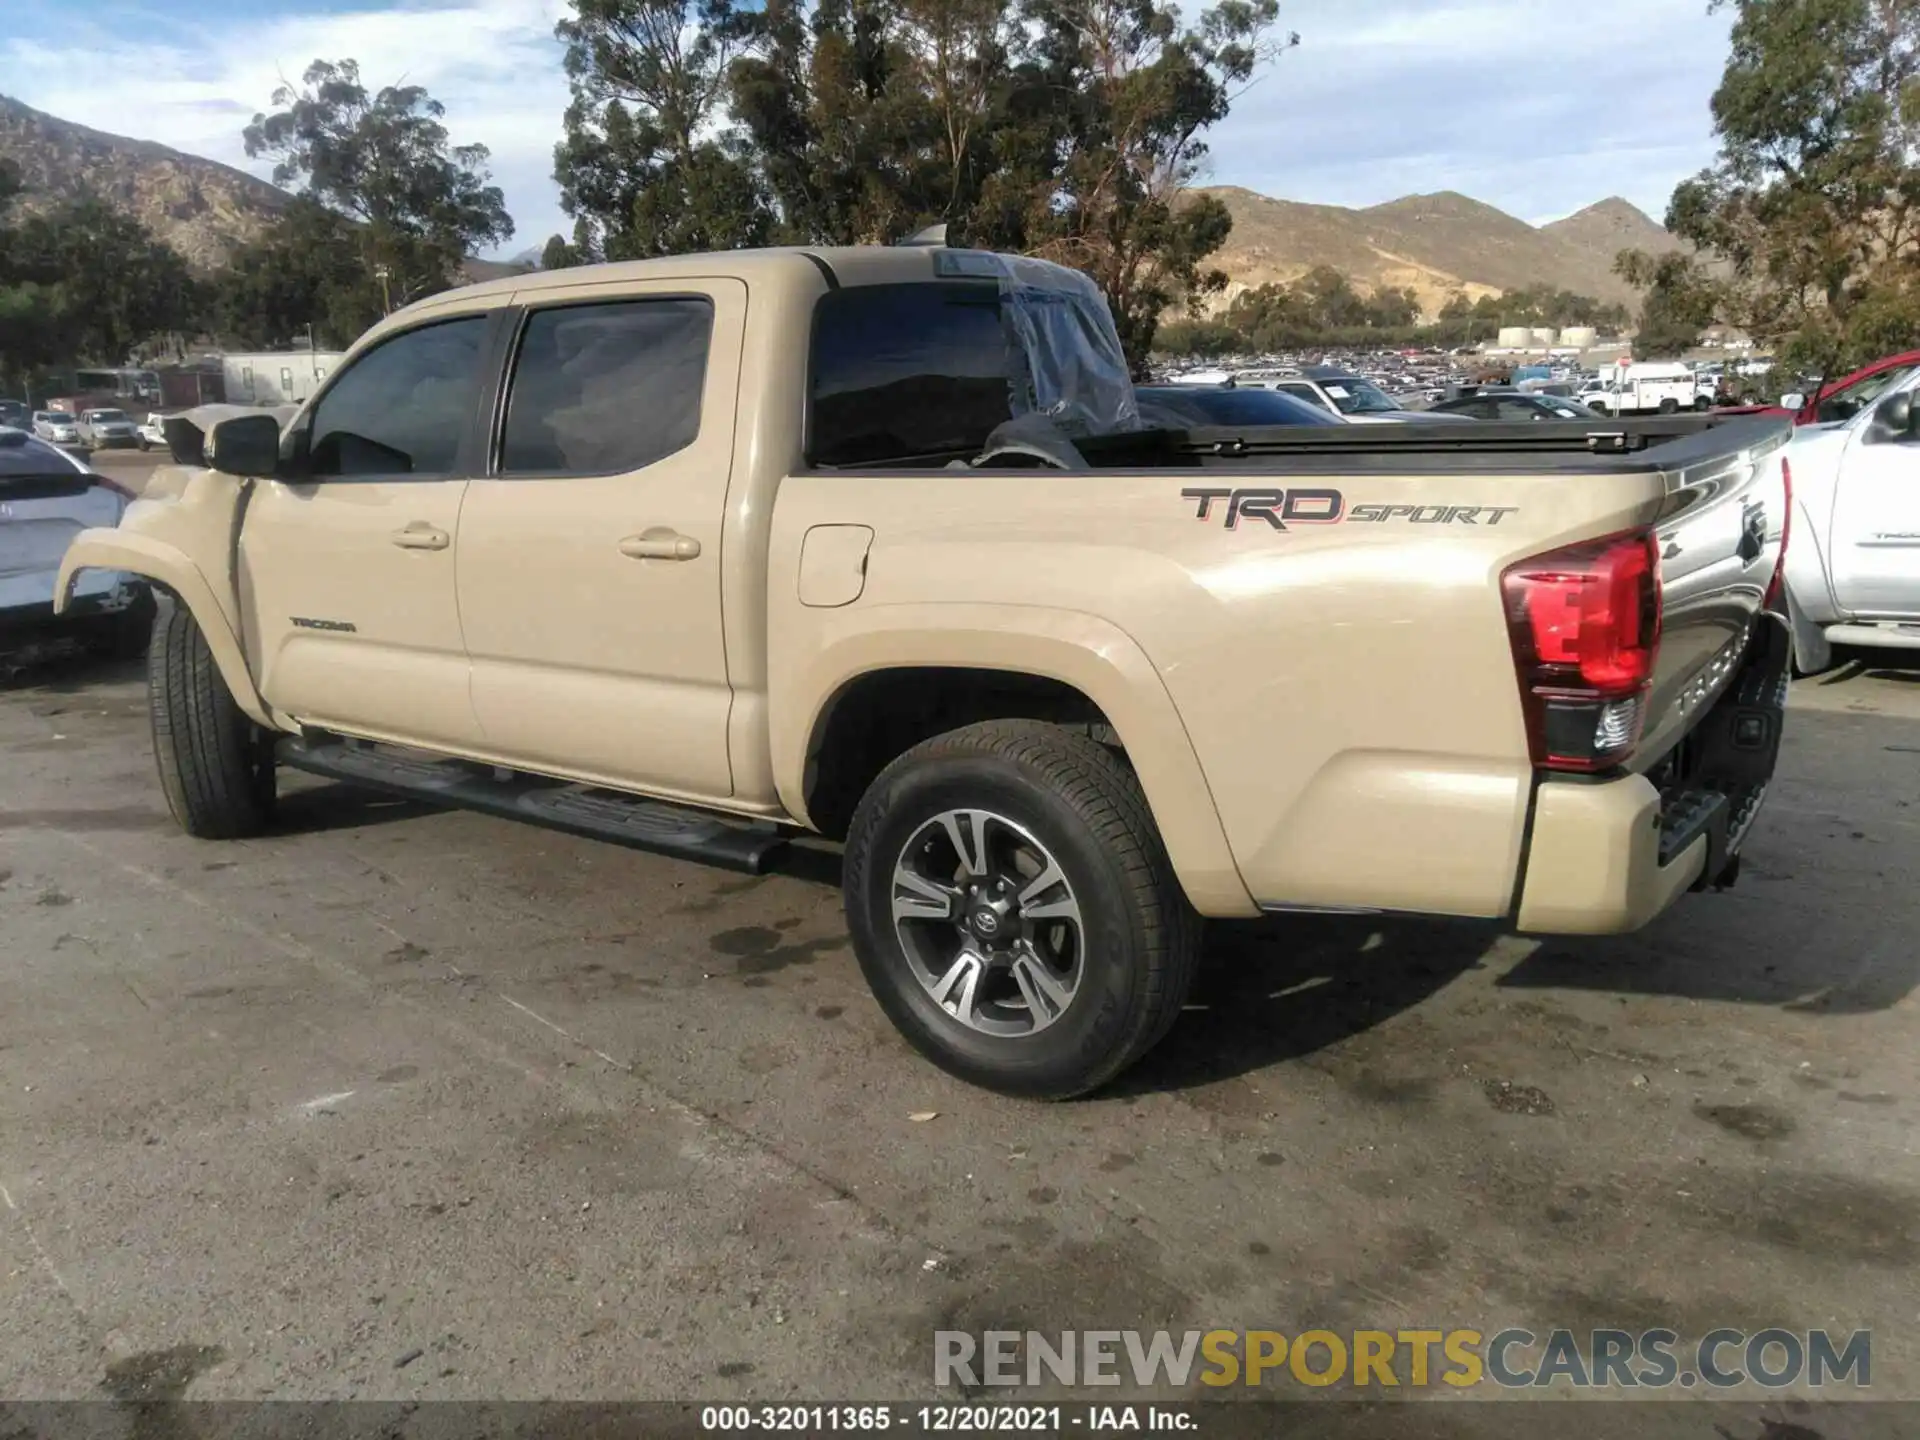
1716,349,1920,425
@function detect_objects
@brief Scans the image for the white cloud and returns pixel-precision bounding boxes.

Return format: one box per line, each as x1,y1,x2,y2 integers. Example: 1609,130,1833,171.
4,0,575,256
5,0,1734,253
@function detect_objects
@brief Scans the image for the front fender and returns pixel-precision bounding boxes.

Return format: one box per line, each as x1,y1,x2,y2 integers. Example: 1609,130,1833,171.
56,529,273,728
775,603,1257,918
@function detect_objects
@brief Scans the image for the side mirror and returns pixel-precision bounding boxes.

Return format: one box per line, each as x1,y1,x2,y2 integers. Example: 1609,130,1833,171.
1779,392,1806,412
203,414,282,477
1866,392,1918,444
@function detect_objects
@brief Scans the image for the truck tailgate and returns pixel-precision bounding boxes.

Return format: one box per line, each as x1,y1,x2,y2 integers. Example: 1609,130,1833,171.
1637,421,1792,768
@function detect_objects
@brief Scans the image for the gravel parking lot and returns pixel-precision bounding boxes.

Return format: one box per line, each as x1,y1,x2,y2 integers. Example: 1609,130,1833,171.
3,471,1918,1424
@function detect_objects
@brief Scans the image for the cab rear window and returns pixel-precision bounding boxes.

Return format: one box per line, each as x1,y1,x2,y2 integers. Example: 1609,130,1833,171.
807,281,1014,466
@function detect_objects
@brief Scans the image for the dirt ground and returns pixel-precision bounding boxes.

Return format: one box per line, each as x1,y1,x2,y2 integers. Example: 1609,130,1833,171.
3,483,1917,1429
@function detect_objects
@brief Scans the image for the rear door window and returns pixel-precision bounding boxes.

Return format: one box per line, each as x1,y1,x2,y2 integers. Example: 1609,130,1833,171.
808,281,1012,466
500,298,714,476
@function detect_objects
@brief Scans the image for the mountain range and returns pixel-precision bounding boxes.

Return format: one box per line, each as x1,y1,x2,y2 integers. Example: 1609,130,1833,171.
1197,187,1678,314
2,95,1675,312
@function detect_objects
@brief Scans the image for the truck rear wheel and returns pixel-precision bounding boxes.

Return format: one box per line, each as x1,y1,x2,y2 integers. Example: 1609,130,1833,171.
149,593,276,839
842,720,1201,1098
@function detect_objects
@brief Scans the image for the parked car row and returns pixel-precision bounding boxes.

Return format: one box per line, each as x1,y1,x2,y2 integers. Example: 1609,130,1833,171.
9,404,178,453
1160,366,1477,423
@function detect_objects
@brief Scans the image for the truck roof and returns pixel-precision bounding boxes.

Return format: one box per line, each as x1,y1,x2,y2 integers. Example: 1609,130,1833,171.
400,244,983,320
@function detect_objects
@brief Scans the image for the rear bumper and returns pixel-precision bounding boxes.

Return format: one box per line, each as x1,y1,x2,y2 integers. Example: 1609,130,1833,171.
1515,612,1789,935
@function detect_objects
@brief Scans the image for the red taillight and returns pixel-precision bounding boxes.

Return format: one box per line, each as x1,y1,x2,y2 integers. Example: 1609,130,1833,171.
1765,456,1792,609
1502,531,1662,772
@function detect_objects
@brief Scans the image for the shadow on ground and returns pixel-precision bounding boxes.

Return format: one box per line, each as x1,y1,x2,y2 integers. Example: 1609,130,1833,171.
1809,646,1920,686
0,644,145,692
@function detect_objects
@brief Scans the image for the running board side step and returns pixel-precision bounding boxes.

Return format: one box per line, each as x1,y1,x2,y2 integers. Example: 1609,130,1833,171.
278,737,791,874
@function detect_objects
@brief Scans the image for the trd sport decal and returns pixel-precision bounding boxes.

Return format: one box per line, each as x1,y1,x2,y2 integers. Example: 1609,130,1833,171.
1182,487,1341,529
1181,487,1518,531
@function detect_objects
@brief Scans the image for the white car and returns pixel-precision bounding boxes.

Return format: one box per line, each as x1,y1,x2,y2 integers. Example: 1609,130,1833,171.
0,429,152,658
1780,367,1920,674
137,413,169,451
32,410,85,447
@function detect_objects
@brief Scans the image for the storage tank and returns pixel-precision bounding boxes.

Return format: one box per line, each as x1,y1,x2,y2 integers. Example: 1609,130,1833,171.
1531,327,1558,347
1560,326,1598,350
1496,326,1533,350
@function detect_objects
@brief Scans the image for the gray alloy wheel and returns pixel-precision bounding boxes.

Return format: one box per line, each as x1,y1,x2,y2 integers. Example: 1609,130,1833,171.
890,806,1085,1037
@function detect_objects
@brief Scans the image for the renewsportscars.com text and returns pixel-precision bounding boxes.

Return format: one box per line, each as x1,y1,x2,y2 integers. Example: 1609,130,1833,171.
934,1328,1871,1390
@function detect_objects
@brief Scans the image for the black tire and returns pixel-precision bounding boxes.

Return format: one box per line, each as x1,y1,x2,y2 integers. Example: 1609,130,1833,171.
1694,395,1712,412
1658,397,1681,414
843,720,1202,1099
149,592,276,839
137,437,151,452
85,589,156,662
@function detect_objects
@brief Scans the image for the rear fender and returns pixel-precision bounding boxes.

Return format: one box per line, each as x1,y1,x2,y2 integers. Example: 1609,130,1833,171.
56,529,272,728
777,604,1257,917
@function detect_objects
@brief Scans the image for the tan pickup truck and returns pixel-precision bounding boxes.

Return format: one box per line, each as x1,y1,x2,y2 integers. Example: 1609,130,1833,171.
58,245,1793,1097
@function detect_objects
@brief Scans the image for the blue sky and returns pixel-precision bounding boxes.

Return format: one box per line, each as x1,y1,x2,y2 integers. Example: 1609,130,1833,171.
1,0,1736,258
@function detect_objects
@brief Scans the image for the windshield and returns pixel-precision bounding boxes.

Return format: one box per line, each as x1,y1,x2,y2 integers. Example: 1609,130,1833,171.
1540,398,1591,417
1820,365,1916,424
1318,377,1400,414
88,409,129,423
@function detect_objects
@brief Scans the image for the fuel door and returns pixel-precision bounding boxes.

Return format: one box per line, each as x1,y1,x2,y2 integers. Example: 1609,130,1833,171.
797,524,874,608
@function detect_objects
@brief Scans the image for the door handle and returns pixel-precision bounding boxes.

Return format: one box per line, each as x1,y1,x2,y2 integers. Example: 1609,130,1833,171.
619,529,701,561
391,523,450,551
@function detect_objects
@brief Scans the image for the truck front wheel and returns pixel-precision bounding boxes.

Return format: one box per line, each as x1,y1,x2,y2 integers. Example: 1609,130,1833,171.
149,593,277,838
842,720,1201,1099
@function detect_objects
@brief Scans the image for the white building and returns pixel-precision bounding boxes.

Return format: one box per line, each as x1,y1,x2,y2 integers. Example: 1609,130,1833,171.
221,350,345,407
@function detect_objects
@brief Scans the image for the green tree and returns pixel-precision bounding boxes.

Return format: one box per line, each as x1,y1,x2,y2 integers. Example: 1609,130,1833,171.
552,0,1293,366
1616,250,1718,358
244,59,514,312
540,234,583,270
1,185,202,375
214,199,373,348
1619,0,1920,374
977,0,1293,364
554,0,771,257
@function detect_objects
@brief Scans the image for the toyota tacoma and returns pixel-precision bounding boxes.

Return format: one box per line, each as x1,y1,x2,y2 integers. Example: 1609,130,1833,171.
58,244,1793,1097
